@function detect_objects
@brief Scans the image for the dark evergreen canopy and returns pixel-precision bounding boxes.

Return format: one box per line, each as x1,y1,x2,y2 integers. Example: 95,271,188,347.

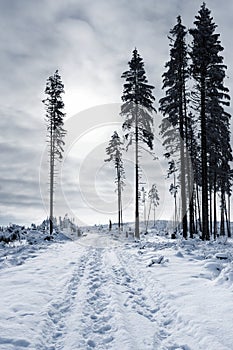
121,48,156,150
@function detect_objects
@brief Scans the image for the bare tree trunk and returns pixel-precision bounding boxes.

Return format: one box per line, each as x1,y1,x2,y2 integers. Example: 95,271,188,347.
117,163,121,233
135,104,140,239
209,185,212,237
180,140,187,239
220,208,225,236
220,188,225,236
224,194,230,238
174,173,178,233
184,81,194,239
213,173,217,239
189,193,195,238
196,183,202,234
200,75,209,240
189,129,196,238
49,125,54,236
120,196,123,232
193,187,197,234
228,194,231,238
179,73,187,239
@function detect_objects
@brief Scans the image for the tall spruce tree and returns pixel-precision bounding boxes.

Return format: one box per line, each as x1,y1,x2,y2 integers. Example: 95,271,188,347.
43,70,66,235
105,131,125,232
159,16,190,239
190,3,231,240
121,48,156,239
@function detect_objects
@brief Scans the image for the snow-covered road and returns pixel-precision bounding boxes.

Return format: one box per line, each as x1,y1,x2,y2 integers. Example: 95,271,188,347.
0,232,233,349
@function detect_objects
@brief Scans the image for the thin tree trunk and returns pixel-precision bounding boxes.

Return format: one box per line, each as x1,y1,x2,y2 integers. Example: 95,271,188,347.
184,79,194,238
209,185,212,237
179,70,187,239
174,173,178,233
196,183,202,234
193,186,197,234
135,104,140,239
49,124,54,236
120,196,123,231
200,75,209,240
213,172,217,239
224,193,230,238
220,208,225,236
228,194,231,238
174,194,178,231
189,193,195,238
190,128,196,237
117,163,121,233
220,188,225,236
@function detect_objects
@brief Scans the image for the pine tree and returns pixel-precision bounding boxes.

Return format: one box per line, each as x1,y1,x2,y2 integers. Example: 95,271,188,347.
121,48,156,239
105,131,125,232
190,3,231,240
159,16,190,239
43,70,66,235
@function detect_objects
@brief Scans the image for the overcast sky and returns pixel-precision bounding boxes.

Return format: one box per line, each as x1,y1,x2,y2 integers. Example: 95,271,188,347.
0,0,233,227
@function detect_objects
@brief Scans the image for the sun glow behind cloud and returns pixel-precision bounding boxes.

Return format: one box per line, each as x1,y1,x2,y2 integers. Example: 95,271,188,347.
39,106,179,227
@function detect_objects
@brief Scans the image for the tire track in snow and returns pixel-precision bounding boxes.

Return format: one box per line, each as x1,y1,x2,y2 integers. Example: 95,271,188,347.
117,244,231,350
111,265,159,322
116,248,191,350
150,284,231,350
103,248,159,349
34,233,222,350
75,243,155,349
36,253,89,350
76,248,116,349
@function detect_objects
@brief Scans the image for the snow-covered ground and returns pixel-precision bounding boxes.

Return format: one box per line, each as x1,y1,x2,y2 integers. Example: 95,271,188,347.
0,228,233,349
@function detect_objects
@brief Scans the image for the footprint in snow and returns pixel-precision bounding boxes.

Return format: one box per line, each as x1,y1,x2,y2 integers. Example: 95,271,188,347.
112,265,158,321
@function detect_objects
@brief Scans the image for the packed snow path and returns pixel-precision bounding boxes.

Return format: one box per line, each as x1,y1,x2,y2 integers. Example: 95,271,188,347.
0,231,233,349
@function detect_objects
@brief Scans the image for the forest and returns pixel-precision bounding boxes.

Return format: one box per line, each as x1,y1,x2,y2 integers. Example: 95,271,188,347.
44,3,232,241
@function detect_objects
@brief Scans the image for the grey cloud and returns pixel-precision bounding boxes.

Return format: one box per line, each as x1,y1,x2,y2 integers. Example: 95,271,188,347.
0,0,232,225
0,191,42,207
